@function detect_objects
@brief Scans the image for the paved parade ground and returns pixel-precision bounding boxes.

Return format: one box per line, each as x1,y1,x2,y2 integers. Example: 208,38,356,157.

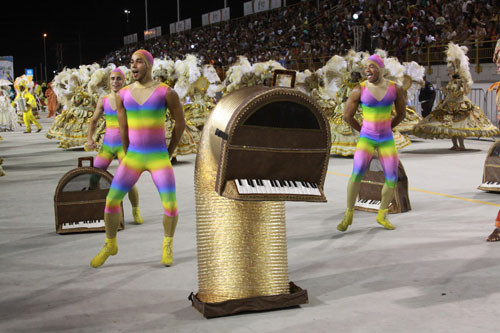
1,116,500,332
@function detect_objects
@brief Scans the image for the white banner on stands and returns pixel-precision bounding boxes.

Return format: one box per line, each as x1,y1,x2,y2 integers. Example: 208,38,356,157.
202,13,209,26
170,23,176,34
123,33,138,45
244,1,253,16
254,0,269,13
176,20,185,32
185,18,192,30
270,0,281,9
144,26,161,40
222,7,230,21
209,10,221,24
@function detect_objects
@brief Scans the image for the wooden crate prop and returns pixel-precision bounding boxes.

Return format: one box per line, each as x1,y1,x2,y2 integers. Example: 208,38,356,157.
354,157,411,214
478,140,500,192
54,157,124,234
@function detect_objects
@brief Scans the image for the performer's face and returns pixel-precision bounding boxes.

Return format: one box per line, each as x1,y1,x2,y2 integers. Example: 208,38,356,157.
130,54,149,81
109,72,124,93
365,63,380,83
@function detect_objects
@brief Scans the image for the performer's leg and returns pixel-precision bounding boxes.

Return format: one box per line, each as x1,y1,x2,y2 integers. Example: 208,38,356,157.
487,210,500,242
23,112,31,132
128,186,143,224
31,113,42,131
90,147,113,189
27,111,42,132
450,137,458,150
457,137,465,150
376,140,398,230
149,155,178,265
116,149,143,224
90,156,143,268
338,137,374,232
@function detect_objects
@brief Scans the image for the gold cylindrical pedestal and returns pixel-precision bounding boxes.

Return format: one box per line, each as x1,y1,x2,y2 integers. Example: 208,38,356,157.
194,118,289,304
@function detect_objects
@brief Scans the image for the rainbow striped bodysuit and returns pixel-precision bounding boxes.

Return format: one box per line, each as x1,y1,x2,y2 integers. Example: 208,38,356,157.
94,96,125,169
350,80,398,188
105,83,178,217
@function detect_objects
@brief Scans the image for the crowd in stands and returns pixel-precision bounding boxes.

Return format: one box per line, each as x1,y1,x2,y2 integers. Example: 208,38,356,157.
101,0,500,71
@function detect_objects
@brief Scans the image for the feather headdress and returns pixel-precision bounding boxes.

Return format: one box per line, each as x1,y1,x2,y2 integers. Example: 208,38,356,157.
445,42,473,90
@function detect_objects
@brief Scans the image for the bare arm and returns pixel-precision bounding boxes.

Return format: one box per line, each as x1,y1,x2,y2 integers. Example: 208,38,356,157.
116,92,129,153
166,88,186,157
343,85,362,132
391,85,407,129
86,97,104,150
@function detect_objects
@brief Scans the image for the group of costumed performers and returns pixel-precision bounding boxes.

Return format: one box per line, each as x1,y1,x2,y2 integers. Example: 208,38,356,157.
412,42,499,150
154,54,222,160
46,64,101,148
487,39,500,243
90,49,185,268
337,54,407,231
12,75,42,133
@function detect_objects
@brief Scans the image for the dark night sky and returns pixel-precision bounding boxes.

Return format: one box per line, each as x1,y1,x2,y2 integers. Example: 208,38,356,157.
1,1,250,81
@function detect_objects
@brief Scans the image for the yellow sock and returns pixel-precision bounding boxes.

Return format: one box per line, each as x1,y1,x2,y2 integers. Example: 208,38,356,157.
132,207,144,224
161,236,173,266
337,208,354,232
90,237,118,268
376,208,396,230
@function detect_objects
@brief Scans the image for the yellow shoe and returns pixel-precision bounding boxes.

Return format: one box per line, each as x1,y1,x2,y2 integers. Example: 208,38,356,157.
132,207,144,224
90,238,118,268
161,237,173,266
376,209,395,230
337,208,354,232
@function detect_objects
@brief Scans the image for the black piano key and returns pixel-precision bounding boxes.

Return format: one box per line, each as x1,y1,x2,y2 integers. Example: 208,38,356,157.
310,183,318,188
237,179,243,185
270,180,277,187
285,180,291,187
247,179,255,187
256,179,264,186
291,181,298,187
279,180,285,187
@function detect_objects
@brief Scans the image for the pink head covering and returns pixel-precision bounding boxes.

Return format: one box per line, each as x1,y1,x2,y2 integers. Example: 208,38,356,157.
111,68,125,79
367,54,385,70
132,49,154,67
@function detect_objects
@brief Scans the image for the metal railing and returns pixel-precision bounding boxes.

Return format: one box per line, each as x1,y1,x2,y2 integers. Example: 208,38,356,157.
408,88,498,127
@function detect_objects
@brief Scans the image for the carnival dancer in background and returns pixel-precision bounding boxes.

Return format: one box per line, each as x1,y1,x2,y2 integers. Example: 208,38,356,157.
86,68,144,225
90,49,185,268
486,39,500,242
412,42,499,150
0,85,17,132
45,82,58,118
337,54,406,232
14,83,42,133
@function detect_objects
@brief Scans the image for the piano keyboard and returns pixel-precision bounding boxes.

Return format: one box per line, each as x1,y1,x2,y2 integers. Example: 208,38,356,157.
235,179,321,196
61,220,105,230
355,199,381,210
355,199,393,210
479,181,500,189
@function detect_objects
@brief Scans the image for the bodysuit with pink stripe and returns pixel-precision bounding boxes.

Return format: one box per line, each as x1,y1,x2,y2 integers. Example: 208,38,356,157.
105,83,178,216
93,95,125,170
350,80,399,188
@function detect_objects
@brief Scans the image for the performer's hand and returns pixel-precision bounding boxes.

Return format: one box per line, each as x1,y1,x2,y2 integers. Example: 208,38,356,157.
86,139,97,151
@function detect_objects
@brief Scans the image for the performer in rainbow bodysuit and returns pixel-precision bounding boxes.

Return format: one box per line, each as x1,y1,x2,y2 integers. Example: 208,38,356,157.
91,50,185,268
14,83,42,133
337,54,406,232
486,39,500,242
86,68,143,225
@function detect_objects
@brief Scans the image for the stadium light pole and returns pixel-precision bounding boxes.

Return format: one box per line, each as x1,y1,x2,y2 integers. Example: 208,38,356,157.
145,0,149,30
43,33,47,83
177,0,180,22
